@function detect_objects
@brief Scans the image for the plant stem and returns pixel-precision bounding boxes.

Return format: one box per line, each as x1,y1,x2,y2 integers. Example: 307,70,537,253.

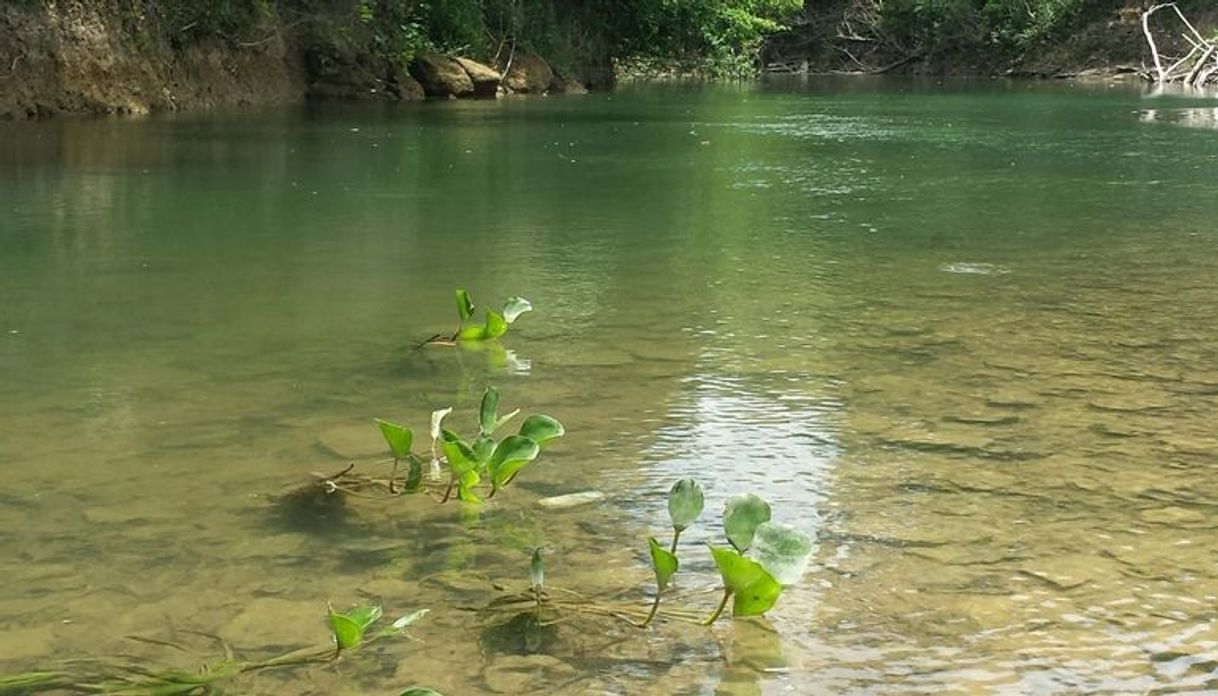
388,457,399,494
669,527,682,555
441,472,454,503
701,589,731,626
640,592,662,628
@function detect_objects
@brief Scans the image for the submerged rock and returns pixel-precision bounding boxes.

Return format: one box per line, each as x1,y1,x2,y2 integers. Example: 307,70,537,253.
535,491,605,510
316,423,383,460
219,597,327,648
483,653,578,693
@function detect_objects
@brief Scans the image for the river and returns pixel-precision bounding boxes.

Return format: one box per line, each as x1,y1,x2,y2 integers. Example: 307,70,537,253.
2,77,1218,694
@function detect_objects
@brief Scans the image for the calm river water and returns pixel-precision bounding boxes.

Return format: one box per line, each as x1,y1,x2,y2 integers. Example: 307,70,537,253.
3,78,1218,694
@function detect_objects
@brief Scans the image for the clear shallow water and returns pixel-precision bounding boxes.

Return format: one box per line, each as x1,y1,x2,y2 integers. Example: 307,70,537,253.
2,78,1218,694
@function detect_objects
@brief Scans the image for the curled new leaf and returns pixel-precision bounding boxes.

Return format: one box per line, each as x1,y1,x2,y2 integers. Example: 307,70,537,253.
518,414,565,446
748,522,814,586
480,387,501,435
430,408,452,443
648,537,679,591
456,289,475,322
328,604,381,650
724,494,772,552
708,546,782,617
530,548,545,591
375,419,413,460
502,297,533,324
667,479,704,532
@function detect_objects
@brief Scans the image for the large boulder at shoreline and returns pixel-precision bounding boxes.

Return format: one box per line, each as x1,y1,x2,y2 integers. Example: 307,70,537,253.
409,53,474,98
502,50,554,93
454,57,501,98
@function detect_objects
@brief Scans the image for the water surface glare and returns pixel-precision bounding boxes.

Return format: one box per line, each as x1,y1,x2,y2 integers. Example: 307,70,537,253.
3,78,1218,694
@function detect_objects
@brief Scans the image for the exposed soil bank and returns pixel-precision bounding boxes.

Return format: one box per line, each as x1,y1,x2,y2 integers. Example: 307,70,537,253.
0,1,597,120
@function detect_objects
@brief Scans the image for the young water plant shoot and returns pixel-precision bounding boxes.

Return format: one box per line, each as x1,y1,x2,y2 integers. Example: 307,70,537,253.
280,386,564,513
0,604,431,695
422,289,533,346
641,478,705,627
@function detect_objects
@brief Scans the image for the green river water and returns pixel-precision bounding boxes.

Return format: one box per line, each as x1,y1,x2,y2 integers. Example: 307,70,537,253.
2,78,1218,694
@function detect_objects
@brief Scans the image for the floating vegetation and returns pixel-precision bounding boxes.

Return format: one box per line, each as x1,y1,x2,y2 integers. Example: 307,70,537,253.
470,480,813,631
274,386,564,518
421,290,533,346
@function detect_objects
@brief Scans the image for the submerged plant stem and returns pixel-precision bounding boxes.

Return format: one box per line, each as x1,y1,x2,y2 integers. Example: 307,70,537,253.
701,589,731,626
640,593,662,628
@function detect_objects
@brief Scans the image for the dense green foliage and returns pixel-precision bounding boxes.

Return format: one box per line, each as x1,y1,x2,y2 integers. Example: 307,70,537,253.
63,0,802,77
875,0,1090,55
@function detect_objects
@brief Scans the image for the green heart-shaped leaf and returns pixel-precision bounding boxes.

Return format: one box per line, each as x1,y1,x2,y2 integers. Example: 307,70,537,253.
648,537,679,590
518,414,565,446
667,478,704,532
374,419,413,460
457,324,487,340
502,296,533,323
457,469,482,503
748,522,814,586
404,455,423,492
455,289,474,321
488,435,541,488
472,435,496,467
484,309,509,339
724,494,771,552
709,546,782,617
328,610,363,649
440,430,478,476
347,605,382,630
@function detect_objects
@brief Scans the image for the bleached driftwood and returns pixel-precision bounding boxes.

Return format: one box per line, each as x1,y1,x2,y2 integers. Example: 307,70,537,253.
1142,3,1218,87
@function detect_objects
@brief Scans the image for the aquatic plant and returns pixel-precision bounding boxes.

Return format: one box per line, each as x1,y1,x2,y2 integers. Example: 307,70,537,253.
0,604,431,695
423,289,533,345
641,478,704,627
701,494,814,625
294,386,563,508
478,480,812,631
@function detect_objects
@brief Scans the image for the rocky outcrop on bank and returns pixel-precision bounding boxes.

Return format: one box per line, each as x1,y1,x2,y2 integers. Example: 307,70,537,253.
0,3,591,120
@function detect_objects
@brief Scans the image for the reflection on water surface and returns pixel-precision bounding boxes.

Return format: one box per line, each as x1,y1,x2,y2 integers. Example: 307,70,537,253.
2,78,1218,694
